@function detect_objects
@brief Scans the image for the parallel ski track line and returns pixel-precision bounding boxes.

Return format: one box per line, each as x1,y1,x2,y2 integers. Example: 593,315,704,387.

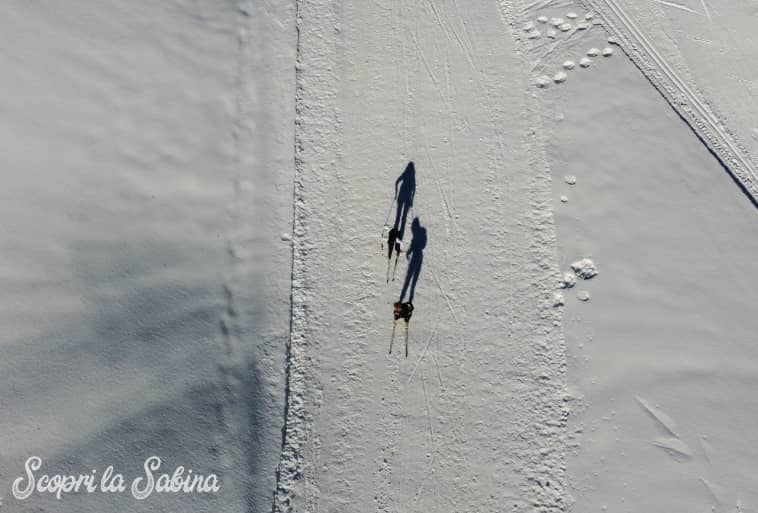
651,0,697,15
578,0,758,205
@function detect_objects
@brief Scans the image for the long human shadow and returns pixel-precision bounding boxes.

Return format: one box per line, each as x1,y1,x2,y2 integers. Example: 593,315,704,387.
399,217,427,304
394,161,416,240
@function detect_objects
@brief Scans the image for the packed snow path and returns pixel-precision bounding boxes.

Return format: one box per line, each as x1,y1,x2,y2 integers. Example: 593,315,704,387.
274,1,570,512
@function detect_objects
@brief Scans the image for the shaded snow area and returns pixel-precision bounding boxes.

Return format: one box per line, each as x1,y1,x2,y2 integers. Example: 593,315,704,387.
2,1,757,513
1,2,294,512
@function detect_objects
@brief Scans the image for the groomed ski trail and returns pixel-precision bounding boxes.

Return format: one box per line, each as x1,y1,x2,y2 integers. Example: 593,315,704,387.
274,1,571,512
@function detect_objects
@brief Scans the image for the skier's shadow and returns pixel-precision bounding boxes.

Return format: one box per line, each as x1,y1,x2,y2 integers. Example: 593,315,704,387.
394,161,416,240
399,217,427,304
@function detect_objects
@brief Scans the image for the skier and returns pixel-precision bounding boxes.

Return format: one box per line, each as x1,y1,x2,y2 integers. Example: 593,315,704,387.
389,301,414,357
381,225,403,283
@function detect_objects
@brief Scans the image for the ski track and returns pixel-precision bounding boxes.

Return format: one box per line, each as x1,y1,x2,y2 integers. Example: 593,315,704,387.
576,0,758,205
407,322,439,385
651,0,697,15
430,263,460,323
699,0,712,24
275,0,570,511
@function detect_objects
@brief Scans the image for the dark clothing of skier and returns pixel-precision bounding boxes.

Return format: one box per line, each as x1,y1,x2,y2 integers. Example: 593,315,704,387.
386,227,401,260
390,301,414,357
383,226,404,282
393,301,414,323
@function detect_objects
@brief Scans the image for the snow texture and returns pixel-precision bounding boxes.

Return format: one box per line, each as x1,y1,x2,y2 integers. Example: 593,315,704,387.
275,1,570,511
0,2,295,512
570,258,598,279
3,1,758,513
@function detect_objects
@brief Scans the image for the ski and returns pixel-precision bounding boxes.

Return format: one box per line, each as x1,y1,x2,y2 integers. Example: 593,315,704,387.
391,251,400,282
404,322,409,358
389,320,397,354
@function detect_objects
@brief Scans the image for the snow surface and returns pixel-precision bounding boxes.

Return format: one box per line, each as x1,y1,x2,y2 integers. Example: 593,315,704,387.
2,0,757,513
541,14,758,511
275,1,568,511
1,2,294,512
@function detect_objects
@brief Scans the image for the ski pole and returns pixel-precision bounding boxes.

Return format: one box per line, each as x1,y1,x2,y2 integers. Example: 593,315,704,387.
381,192,397,236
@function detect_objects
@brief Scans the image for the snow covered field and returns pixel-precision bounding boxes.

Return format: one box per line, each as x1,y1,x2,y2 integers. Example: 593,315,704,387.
1,2,294,512
1,1,756,512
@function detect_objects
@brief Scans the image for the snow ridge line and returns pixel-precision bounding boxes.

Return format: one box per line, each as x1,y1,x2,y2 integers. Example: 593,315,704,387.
272,0,305,507
273,1,331,511
577,0,758,207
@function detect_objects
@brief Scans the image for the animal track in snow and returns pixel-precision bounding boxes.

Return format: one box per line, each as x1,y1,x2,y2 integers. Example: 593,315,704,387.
521,8,614,89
